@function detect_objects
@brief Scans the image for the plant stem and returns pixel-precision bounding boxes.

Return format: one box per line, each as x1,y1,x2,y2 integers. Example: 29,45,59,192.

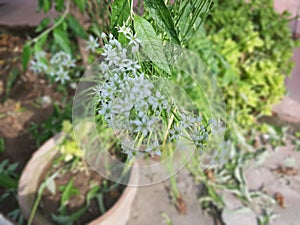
130,0,134,19
163,114,174,146
29,0,71,45
27,183,46,225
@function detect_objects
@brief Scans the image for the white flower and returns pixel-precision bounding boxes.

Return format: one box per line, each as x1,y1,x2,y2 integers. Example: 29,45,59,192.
35,51,46,60
30,60,47,73
101,32,107,39
103,48,120,66
154,92,169,111
93,85,103,96
109,38,122,50
117,24,132,37
209,118,225,134
196,116,202,123
132,74,153,97
169,124,182,141
69,82,77,89
180,113,197,129
112,97,134,114
120,59,133,69
102,82,117,98
50,52,64,64
121,139,137,160
154,149,162,157
54,67,70,84
86,35,100,52
127,33,141,46
111,73,123,85
131,115,159,137
98,101,113,120
62,55,76,68
131,44,139,53
127,61,141,75
134,100,149,112
50,52,75,69
118,48,128,62
148,96,159,110
99,62,109,74
191,133,206,148
200,125,206,132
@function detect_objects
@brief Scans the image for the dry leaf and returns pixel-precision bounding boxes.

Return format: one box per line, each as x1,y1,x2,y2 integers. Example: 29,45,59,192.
204,169,216,182
272,166,298,176
176,196,187,215
109,190,120,198
274,192,285,208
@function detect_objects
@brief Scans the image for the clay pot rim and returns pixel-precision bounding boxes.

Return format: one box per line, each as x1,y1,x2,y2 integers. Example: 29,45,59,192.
18,133,138,225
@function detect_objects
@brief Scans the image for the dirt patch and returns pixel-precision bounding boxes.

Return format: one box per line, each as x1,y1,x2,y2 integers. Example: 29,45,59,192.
0,31,65,218
0,32,64,168
40,161,126,225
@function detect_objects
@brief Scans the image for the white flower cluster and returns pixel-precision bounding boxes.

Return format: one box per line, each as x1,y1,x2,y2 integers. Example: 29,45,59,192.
93,30,170,157
30,51,75,84
208,118,226,135
94,26,210,159
168,112,209,151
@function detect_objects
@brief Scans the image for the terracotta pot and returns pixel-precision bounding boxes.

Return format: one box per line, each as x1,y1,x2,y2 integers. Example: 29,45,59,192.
18,134,138,225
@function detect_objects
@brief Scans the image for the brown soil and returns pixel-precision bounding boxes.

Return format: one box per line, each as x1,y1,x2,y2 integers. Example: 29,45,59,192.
40,160,126,225
0,31,65,218
0,32,63,167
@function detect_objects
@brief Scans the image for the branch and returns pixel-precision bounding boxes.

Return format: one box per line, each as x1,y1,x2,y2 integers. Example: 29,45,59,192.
29,0,71,45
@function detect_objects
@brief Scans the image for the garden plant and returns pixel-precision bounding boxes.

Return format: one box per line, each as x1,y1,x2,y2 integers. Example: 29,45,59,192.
0,0,299,225
17,0,226,224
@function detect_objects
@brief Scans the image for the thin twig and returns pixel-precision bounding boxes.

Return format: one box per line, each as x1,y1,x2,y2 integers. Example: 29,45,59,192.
163,113,175,146
29,0,71,45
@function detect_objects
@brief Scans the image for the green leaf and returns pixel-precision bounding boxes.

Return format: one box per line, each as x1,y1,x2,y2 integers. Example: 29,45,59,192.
55,0,65,11
176,0,213,43
53,28,71,54
34,33,49,53
86,184,100,206
206,185,224,207
96,193,106,214
0,138,4,153
161,212,173,225
74,0,86,13
0,159,9,171
43,0,52,13
110,0,130,35
5,67,20,98
60,179,80,207
38,0,44,12
35,18,51,33
45,172,59,195
0,174,18,189
134,16,170,74
51,207,87,224
66,15,88,39
7,163,18,172
144,0,180,45
22,44,31,71
90,23,102,37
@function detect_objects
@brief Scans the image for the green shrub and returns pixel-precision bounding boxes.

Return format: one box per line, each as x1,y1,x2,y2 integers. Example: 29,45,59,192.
188,0,298,129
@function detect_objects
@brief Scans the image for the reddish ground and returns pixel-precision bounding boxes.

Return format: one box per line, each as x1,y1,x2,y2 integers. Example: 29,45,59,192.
0,31,64,218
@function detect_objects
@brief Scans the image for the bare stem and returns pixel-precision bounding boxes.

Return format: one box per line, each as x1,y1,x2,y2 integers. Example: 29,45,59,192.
29,0,71,45
163,113,175,146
